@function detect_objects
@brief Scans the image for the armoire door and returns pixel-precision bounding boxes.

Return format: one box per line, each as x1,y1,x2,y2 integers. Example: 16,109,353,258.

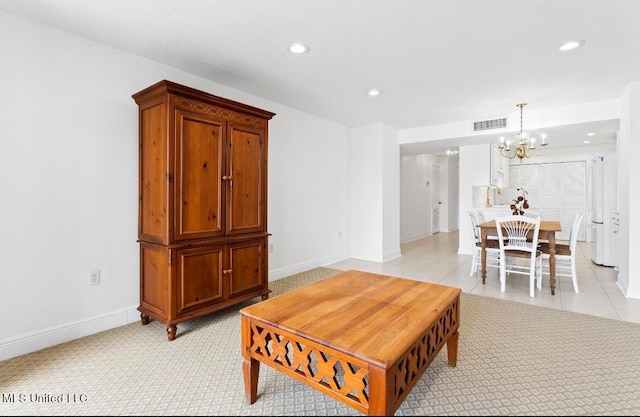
174,244,225,317
225,123,265,235
175,110,226,241
227,239,266,300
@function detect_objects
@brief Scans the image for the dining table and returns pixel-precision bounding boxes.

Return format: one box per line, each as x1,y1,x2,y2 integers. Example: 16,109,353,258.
476,219,563,295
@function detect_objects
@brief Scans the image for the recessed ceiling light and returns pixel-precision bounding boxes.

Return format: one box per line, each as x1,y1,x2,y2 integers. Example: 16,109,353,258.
587,132,595,136
368,89,381,96
289,43,309,54
559,40,585,51
584,140,591,144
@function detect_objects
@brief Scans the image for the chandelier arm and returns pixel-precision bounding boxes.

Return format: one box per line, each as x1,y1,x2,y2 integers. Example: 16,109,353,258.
496,103,548,161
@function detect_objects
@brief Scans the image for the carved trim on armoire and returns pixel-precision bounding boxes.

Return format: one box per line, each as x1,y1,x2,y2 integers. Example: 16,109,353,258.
175,98,266,128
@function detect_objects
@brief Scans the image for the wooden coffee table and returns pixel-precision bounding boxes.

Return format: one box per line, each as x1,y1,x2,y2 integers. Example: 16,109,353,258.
240,270,461,415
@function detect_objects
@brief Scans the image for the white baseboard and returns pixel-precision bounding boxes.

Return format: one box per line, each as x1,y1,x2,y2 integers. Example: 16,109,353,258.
617,275,640,299
1,253,354,362
269,252,350,281
0,307,139,362
400,232,430,244
383,248,402,262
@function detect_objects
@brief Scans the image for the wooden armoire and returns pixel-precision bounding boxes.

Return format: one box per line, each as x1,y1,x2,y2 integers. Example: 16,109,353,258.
132,80,275,340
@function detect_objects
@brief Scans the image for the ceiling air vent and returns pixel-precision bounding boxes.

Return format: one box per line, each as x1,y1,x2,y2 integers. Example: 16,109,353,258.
473,118,507,131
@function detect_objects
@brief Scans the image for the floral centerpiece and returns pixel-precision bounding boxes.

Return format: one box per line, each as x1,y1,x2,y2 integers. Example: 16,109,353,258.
510,188,529,215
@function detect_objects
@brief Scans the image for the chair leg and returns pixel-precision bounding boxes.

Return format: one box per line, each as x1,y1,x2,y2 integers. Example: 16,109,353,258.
530,268,535,298
500,264,506,292
571,258,579,293
536,258,542,290
470,250,477,276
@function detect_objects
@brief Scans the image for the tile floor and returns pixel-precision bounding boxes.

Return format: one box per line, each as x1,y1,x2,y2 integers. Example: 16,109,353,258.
326,230,640,324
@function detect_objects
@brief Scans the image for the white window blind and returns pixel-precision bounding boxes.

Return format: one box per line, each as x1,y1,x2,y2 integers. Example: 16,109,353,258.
507,161,586,241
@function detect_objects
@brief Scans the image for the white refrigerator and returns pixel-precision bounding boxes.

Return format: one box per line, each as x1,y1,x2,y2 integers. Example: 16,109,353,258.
589,154,617,266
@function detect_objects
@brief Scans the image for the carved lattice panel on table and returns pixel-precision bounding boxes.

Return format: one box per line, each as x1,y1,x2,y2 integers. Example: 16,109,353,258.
248,322,370,410
392,298,459,405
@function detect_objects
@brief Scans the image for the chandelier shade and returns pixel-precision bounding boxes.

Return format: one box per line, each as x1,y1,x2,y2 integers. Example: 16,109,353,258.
498,103,548,162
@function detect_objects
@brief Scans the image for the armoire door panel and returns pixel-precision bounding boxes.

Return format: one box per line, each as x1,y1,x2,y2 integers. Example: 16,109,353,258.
139,243,170,318
139,101,169,243
228,239,265,299
175,110,225,240
175,245,225,316
226,124,264,235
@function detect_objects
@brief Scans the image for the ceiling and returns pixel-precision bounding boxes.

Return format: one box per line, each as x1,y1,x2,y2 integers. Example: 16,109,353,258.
2,0,637,154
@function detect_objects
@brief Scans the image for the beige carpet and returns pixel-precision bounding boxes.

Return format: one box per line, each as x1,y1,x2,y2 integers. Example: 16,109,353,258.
2,267,640,416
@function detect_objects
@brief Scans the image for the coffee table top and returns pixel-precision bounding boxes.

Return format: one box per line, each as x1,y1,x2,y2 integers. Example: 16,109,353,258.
240,270,461,367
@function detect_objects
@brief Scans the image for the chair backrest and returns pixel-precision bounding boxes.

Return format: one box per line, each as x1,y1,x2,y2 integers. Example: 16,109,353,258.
467,210,481,243
569,213,584,252
495,215,541,254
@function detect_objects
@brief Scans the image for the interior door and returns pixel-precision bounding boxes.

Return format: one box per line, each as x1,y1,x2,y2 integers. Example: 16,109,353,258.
432,163,441,234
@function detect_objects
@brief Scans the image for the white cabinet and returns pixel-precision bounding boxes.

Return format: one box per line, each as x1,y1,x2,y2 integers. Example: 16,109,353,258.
612,210,620,271
490,144,509,187
471,144,509,187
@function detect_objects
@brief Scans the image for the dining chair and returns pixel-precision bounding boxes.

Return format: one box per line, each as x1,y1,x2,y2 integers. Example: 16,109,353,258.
539,213,584,293
474,209,504,243
473,209,486,224
495,215,543,297
468,210,500,276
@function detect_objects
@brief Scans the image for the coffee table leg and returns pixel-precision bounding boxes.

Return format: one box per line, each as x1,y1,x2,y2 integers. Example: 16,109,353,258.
243,357,260,404
368,366,393,416
446,330,459,366
241,315,260,404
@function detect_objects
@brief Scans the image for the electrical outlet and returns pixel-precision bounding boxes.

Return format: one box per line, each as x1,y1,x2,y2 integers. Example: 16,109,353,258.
268,244,274,253
90,269,101,286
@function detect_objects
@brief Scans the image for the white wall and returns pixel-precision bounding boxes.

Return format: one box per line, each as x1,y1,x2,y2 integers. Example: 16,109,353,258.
399,99,620,145
349,125,383,260
382,125,401,260
0,11,351,360
267,109,351,278
446,156,460,232
618,82,640,298
349,124,401,261
458,147,476,255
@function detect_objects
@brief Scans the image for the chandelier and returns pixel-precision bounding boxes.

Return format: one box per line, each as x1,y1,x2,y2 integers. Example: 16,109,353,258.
498,103,548,162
